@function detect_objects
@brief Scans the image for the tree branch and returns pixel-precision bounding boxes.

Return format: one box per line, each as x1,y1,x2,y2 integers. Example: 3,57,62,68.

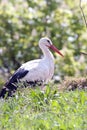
80,52,87,55
79,0,87,28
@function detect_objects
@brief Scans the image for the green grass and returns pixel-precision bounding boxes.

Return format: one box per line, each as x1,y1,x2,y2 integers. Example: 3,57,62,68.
0,86,87,130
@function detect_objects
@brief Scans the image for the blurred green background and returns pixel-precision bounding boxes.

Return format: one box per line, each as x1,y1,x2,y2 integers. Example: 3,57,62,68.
0,0,87,86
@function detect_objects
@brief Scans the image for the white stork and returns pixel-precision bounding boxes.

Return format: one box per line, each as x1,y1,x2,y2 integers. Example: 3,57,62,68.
0,37,63,98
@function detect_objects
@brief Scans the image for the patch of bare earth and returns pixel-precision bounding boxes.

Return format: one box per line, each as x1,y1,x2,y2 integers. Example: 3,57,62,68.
58,77,87,91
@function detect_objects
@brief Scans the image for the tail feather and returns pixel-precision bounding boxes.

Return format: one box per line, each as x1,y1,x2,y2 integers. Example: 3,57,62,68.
0,82,17,98
0,68,29,98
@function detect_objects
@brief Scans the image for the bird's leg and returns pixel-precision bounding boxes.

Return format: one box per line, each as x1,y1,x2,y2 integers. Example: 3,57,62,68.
40,83,47,91
40,85,46,91
37,80,45,90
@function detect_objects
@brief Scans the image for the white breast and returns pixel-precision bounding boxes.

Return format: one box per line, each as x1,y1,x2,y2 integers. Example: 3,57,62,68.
20,58,54,83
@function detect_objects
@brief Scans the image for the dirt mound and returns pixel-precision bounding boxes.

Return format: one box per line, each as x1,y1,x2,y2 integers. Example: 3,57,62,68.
58,77,87,91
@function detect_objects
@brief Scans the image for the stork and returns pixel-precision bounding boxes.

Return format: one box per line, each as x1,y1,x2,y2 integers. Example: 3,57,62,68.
0,37,63,98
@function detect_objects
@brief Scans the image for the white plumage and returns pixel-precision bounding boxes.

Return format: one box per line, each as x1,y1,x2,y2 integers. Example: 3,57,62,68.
20,37,63,83
0,37,63,98
20,56,54,83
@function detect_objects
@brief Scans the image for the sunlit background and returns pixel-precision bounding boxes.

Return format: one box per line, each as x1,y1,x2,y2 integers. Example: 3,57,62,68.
0,0,87,86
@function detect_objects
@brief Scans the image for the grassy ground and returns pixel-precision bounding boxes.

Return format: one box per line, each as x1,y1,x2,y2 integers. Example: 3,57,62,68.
0,84,87,130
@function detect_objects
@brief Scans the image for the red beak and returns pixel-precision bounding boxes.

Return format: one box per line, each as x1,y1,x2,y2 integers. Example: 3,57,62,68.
49,45,64,57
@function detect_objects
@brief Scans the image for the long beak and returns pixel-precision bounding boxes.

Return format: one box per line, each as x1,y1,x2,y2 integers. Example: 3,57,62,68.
49,45,64,57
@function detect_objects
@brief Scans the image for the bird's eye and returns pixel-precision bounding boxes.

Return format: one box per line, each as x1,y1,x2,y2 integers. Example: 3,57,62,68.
47,40,50,43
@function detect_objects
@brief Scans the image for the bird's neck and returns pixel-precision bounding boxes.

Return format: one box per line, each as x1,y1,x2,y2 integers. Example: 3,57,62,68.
40,46,54,61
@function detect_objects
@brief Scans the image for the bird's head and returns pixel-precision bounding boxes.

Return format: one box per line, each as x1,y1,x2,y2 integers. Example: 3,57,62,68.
39,37,64,57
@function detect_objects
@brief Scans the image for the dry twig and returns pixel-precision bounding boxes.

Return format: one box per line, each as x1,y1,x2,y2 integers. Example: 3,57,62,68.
80,52,87,55
79,0,87,27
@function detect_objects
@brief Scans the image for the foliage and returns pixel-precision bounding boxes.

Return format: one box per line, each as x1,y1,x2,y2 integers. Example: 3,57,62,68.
0,86,87,130
0,0,87,78
55,48,87,77
0,1,87,129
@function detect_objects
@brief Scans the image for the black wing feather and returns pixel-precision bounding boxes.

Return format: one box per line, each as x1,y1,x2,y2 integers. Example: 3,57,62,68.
0,68,29,98
10,68,29,83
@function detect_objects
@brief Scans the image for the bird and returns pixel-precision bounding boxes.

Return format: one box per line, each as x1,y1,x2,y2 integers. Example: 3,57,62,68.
0,37,64,98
